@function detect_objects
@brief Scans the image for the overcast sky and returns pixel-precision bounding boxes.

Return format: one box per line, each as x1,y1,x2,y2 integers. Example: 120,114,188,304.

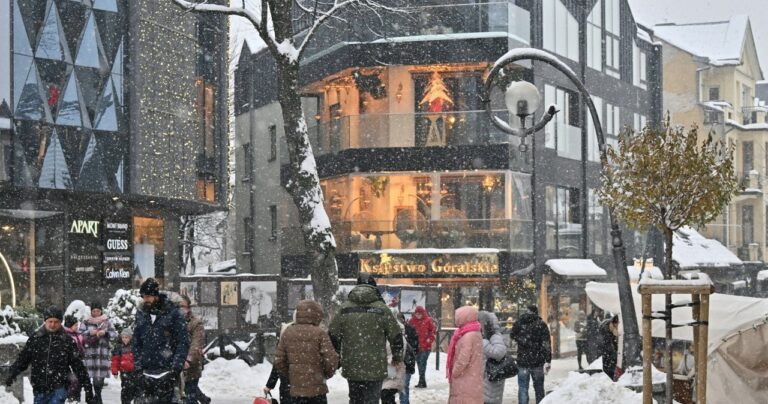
627,0,768,76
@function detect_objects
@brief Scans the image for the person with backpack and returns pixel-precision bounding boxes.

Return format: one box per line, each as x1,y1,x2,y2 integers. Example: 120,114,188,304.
510,305,551,404
79,301,118,404
407,305,436,388
4,307,95,404
329,274,403,404
275,300,339,404
478,311,507,404
111,329,139,404
398,312,419,404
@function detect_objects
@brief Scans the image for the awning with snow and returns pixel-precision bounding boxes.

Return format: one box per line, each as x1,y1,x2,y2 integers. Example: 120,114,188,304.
545,259,607,278
673,227,742,269
758,270,768,281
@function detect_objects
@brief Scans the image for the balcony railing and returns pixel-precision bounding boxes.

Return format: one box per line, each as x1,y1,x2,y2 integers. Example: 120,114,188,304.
307,110,515,156
301,2,530,60
741,106,768,125
737,171,763,192
281,218,533,254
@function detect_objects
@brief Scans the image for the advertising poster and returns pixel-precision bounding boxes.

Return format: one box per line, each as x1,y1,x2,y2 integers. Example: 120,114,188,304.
240,281,277,328
68,218,102,284
103,220,131,281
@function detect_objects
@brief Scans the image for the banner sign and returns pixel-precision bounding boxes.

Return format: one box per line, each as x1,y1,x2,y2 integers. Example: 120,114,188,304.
103,220,132,281
359,252,499,277
68,218,102,282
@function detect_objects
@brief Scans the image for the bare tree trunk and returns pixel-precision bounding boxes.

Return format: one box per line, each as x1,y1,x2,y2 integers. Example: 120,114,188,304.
664,227,674,404
276,57,339,312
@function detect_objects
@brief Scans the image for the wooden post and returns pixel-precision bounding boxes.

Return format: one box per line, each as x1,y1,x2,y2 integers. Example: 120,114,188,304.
697,293,710,404
642,293,653,404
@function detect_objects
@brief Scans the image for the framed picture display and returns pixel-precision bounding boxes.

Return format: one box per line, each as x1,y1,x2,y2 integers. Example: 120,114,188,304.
200,282,217,305
192,306,218,330
240,281,278,328
220,281,239,306
179,282,198,305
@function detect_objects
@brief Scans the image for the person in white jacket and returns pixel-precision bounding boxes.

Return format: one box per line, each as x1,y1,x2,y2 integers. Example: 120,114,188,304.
479,311,508,404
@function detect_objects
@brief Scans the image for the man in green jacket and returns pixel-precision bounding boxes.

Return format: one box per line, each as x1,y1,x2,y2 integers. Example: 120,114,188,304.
329,274,403,404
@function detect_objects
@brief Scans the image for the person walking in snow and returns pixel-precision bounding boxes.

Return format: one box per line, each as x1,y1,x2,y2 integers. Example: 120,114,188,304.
478,311,507,404
5,307,95,404
398,312,419,404
329,274,403,404
275,300,339,404
79,301,118,404
407,305,436,388
64,315,86,402
598,314,620,380
447,305,483,404
133,278,190,403
380,308,407,404
574,310,588,370
179,295,211,404
510,305,551,404
112,329,139,404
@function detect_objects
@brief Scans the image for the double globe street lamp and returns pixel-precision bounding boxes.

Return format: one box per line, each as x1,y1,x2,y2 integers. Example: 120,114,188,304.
482,48,642,367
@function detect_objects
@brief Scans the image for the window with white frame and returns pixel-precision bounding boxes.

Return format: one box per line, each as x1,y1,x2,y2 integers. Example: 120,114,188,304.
606,103,620,149
633,113,647,132
544,84,581,160
587,96,603,161
587,0,603,71
605,0,621,78
543,0,580,62
633,42,647,89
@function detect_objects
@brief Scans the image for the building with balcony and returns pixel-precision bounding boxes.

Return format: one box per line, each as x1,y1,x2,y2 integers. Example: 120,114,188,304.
0,0,229,309
234,0,661,357
654,15,767,283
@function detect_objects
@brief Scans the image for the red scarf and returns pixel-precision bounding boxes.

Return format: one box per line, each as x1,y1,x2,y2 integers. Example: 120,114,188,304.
446,320,481,381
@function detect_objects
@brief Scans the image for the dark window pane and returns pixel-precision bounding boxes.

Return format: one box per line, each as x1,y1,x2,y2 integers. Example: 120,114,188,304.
75,12,104,69
36,1,72,63
38,129,73,189
55,71,86,127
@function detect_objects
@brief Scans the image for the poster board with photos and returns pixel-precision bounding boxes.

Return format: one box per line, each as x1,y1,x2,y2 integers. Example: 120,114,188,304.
240,280,278,329
179,282,199,305
192,306,218,330
220,281,239,306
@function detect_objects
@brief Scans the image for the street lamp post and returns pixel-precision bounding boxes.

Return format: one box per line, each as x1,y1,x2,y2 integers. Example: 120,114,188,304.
482,49,642,368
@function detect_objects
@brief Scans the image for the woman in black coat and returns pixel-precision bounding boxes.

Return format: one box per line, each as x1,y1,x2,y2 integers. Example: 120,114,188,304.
598,315,620,380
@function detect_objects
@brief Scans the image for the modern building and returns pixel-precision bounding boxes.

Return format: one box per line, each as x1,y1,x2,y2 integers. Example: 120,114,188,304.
235,0,662,357
653,15,766,289
0,0,229,309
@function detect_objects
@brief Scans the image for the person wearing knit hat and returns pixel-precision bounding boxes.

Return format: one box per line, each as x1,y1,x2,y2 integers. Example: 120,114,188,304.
5,306,95,403
133,277,190,402
120,328,133,338
112,327,138,404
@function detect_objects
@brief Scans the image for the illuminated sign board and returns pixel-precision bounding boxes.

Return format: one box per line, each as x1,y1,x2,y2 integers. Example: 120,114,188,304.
359,252,499,277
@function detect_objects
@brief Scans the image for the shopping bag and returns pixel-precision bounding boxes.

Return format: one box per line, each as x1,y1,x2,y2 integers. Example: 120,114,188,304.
254,391,279,404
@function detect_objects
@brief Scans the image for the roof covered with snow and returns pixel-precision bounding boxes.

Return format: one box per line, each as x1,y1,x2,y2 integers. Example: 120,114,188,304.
672,227,742,269
653,15,749,66
545,259,607,278
758,270,768,281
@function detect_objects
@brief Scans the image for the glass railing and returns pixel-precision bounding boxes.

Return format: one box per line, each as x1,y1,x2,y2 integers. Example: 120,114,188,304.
307,110,515,155
555,122,582,160
282,218,533,254
301,2,530,61
736,170,764,191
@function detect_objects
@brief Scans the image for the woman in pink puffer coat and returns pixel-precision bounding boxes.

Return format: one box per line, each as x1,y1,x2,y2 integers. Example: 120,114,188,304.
447,305,484,403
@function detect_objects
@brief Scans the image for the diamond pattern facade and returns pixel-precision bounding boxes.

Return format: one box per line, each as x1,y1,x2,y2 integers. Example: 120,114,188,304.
11,0,126,192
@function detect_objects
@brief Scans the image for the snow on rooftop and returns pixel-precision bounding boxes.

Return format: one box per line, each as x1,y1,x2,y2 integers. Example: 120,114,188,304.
726,119,768,131
757,270,768,281
654,15,749,66
639,272,713,287
636,27,652,44
369,248,500,255
701,100,732,112
546,259,607,278
673,226,742,268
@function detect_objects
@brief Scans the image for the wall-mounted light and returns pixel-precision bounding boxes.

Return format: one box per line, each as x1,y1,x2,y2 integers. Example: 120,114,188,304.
396,83,403,103
314,114,322,121
482,175,499,192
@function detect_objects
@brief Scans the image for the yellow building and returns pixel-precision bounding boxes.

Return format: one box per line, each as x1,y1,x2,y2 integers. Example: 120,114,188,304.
654,15,768,266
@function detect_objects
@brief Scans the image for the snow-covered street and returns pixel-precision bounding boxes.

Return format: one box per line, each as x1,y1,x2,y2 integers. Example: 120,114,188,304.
71,354,578,403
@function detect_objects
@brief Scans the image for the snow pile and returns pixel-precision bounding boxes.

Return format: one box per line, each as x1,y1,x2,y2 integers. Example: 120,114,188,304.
105,289,142,333
205,340,250,358
198,358,268,399
65,300,90,321
541,372,651,404
618,366,666,387
0,387,19,404
0,306,25,345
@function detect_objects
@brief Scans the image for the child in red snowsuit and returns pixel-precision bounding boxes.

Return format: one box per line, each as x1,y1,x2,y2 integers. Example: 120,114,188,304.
111,328,138,404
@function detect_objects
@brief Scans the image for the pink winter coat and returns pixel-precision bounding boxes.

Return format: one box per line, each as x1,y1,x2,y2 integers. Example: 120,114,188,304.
448,306,484,404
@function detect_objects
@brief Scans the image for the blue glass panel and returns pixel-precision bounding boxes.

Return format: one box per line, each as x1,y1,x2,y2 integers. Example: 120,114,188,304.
36,1,72,62
95,76,116,131
56,71,86,127
75,11,103,68
92,0,117,12
13,55,50,121
13,0,33,56
38,129,73,189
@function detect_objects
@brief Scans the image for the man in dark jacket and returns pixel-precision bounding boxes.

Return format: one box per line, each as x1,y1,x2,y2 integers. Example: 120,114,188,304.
510,305,551,404
133,278,190,402
329,274,403,404
5,306,95,404
598,315,620,380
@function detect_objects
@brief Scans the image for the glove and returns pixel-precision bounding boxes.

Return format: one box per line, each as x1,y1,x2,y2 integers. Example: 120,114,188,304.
543,363,551,375
84,387,95,404
4,377,14,387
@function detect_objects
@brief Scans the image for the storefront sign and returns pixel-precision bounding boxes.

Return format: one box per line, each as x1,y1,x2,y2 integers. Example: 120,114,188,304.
69,218,102,282
69,219,100,238
103,220,132,281
359,253,499,277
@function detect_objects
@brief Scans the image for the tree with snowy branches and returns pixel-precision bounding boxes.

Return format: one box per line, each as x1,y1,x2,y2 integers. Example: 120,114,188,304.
598,118,738,278
171,0,403,311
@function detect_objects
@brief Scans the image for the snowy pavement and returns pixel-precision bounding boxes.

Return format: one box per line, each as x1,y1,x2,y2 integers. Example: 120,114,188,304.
19,354,580,403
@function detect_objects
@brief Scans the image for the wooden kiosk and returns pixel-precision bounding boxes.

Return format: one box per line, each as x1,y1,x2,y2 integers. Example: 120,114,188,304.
639,276,714,404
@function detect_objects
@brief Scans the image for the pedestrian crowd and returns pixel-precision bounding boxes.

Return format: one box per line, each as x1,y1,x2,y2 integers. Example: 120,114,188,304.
4,274,621,404
4,278,210,404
